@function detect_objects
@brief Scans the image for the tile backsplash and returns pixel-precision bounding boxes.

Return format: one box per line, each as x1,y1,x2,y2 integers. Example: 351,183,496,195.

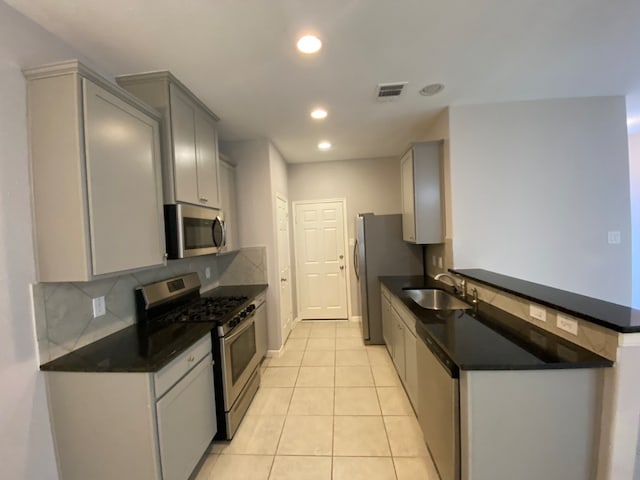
33,246,267,363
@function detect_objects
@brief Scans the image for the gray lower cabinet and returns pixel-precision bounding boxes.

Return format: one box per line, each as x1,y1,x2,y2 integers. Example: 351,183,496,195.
254,298,268,360
381,287,393,352
24,60,166,282
45,335,216,480
382,290,419,411
116,72,221,209
390,306,406,380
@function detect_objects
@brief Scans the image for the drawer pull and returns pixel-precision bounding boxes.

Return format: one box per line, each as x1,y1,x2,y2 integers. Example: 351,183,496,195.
187,355,195,362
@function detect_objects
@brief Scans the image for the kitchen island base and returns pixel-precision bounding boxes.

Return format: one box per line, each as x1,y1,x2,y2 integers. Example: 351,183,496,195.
460,368,602,480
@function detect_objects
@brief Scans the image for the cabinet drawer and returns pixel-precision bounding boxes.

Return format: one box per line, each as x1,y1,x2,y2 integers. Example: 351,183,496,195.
155,334,212,398
391,296,417,336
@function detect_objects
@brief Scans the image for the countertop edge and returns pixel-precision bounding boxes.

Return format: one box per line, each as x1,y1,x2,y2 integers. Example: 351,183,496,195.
451,269,638,333
380,276,613,372
40,283,269,373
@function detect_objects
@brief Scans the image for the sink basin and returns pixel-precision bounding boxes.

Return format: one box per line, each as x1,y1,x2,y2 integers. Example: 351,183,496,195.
404,288,472,311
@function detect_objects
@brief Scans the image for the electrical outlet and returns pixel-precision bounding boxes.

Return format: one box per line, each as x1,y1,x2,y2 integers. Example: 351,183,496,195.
437,257,443,268
557,314,578,336
92,296,106,318
205,267,211,279
529,304,546,322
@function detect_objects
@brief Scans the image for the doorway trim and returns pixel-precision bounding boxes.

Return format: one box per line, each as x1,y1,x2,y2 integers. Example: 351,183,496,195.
292,197,352,321
275,192,293,342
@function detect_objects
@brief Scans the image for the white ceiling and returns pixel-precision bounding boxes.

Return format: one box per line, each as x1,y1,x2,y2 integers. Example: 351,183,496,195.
5,0,640,162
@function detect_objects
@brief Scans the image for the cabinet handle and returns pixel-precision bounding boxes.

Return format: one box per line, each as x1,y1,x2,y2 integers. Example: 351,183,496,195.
340,266,344,270
164,252,168,259
199,197,209,203
187,355,195,362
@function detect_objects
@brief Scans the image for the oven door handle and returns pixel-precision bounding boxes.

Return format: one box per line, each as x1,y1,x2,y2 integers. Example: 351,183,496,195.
225,316,255,343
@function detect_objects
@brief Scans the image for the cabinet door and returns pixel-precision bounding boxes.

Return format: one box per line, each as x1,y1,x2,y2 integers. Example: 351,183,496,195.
400,150,416,242
219,160,239,251
83,79,165,276
391,307,406,379
194,109,220,208
169,84,199,205
156,354,216,480
404,327,418,410
381,291,393,353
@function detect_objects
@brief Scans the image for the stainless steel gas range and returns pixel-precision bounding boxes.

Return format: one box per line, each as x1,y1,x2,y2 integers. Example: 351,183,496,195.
135,272,265,439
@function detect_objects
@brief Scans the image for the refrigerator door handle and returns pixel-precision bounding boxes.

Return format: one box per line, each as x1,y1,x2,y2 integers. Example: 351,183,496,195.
354,239,359,280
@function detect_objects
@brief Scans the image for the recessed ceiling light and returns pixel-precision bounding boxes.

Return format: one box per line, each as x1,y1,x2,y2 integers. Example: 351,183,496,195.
311,108,328,120
419,83,445,96
297,35,322,54
318,141,332,151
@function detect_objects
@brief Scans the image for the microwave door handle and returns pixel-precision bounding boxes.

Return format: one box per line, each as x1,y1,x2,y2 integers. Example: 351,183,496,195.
221,218,227,248
212,216,223,247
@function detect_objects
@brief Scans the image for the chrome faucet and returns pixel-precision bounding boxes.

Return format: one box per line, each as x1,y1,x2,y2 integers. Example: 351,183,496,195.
435,272,466,299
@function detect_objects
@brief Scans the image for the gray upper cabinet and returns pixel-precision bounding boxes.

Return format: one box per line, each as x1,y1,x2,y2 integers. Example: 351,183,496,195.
400,141,444,244
218,154,239,252
116,72,221,209
24,60,166,282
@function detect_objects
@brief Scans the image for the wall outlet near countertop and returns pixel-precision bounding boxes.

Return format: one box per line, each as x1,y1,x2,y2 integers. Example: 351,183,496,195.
437,256,443,268
432,255,437,266
557,314,579,336
205,267,211,279
529,304,546,322
607,231,621,244
92,296,106,318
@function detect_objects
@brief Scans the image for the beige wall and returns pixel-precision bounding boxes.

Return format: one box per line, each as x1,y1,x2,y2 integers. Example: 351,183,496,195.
0,2,100,478
223,139,291,350
629,132,640,308
449,97,632,305
287,156,402,317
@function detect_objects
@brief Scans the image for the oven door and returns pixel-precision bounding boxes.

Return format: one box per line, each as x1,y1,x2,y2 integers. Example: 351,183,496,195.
220,314,260,409
165,204,225,258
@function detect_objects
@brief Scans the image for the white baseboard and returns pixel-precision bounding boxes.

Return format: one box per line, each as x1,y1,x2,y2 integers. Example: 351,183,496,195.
266,346,284,358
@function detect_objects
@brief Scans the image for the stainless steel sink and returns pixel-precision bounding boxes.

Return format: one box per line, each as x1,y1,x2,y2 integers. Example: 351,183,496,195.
405,288,472,311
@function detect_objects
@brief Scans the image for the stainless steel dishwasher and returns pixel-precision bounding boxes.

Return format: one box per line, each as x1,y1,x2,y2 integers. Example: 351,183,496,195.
417,330,460,480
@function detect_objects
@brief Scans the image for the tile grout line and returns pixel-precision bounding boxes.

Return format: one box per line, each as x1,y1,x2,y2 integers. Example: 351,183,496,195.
374,346,400,480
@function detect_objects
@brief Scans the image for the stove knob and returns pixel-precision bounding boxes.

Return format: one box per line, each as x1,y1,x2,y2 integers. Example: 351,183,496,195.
239,311,247,319
247,304,256,313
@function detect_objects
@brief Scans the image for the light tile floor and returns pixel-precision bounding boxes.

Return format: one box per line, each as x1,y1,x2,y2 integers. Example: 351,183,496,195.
193,320,440,480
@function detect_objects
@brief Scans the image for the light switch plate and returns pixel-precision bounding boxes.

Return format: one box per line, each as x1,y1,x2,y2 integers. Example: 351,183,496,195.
557,314,579,336
437,257,443,268
608,231,621,244
205,267,211,279
529,304,546,322
92,296,106,318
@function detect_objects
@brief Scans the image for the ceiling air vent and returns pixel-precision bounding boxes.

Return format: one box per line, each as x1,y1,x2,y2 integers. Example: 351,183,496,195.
375,82,408,101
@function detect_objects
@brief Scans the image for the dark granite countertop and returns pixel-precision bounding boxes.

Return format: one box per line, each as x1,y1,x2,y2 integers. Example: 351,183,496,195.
452,269,640,333
380,276,612,376
40,284,268,373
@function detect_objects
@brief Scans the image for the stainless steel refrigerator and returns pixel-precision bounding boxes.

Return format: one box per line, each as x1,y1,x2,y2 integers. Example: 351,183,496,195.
355,213,424,344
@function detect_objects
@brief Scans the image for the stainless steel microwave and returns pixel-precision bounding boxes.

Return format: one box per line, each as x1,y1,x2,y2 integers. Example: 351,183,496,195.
164,203,226,259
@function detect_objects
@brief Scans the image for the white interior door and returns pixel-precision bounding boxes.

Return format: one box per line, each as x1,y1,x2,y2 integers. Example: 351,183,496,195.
294,200,348,319
276,195,293,340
